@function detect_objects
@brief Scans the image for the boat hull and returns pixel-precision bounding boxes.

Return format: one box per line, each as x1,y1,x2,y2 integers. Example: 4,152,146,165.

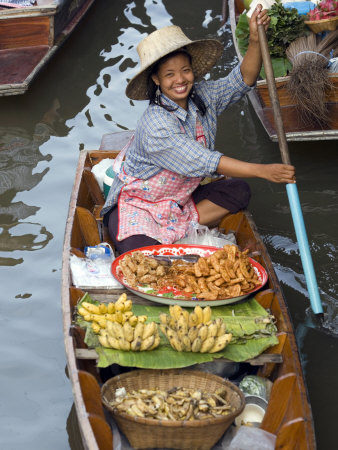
62,133,316,449
229,0,338,141
0,0,95,96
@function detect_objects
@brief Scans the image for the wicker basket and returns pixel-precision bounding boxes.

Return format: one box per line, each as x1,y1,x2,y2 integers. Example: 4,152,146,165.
101,369,245,450
304,16,338,33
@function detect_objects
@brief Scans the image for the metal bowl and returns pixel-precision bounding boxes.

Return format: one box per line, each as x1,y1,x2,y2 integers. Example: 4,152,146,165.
234,395,268,427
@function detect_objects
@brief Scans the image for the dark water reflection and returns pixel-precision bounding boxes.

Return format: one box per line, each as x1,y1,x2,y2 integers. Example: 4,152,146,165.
0,1,337,449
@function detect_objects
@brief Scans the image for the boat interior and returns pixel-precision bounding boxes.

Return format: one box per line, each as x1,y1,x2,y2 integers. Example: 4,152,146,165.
61,141,316,449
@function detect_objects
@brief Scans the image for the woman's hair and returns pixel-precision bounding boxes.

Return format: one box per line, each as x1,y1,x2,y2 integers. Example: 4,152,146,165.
147,49,207,115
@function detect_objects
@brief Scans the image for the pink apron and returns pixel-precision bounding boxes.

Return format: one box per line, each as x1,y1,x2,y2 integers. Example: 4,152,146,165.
116,118,207,244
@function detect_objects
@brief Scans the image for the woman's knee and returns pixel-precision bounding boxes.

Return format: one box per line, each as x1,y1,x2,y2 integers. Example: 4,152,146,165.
232,179,251,209
209,178,251,212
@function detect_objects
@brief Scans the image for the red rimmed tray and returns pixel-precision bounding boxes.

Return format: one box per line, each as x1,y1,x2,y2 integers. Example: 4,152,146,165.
111,244,268,307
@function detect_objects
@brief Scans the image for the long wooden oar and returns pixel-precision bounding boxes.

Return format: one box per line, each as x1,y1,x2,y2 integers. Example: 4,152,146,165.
258,24,323,316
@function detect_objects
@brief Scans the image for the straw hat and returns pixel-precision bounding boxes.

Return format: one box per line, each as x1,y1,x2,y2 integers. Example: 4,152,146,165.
126,25,223,100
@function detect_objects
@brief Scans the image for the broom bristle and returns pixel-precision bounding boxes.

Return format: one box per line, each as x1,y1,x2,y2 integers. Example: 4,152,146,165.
285,31,338,126
287,59,334,126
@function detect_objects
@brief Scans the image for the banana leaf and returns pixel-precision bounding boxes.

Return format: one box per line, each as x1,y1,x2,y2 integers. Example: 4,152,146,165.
76,294,278,369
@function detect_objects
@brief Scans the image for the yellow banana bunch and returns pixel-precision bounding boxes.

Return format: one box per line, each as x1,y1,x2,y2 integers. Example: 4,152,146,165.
169,304,211,325
98,320,160,351
77,294,147,333
160,304,232,353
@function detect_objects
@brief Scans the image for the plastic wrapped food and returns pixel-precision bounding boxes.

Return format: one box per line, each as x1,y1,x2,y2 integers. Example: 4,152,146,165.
239,375,268,400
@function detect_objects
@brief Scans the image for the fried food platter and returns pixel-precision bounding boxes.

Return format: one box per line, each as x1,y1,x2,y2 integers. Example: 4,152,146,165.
111,244,268,307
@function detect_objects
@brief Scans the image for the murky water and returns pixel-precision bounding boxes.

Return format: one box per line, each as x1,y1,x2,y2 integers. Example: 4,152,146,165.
0,1,337,449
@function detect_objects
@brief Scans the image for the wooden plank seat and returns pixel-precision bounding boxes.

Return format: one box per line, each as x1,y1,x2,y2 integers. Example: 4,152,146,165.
256,372,308,449
261,372,308,448
77,169,105,218
71,205,114,254
75,347,283,366
78,371,113,450
71,206,101,249
76,165,111,244
0,46,49,84
261,373,297,433
275,418,306,450
76,154,119,244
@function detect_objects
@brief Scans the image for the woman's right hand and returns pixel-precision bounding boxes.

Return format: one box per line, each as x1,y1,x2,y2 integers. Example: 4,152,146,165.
217,156,296,183
261,163,296,184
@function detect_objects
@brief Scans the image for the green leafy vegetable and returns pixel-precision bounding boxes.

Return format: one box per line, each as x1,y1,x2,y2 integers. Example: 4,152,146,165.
235,0,307,78
267,0,307,58
235,13,251,57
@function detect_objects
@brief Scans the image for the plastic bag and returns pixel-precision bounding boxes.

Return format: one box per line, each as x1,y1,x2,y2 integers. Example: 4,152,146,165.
175,222,236,247
283,1,316,16
84,242,113,260
91,158,115,193
328,57,338,73
239,375,269,400
70,244,122,289
229,426,276,450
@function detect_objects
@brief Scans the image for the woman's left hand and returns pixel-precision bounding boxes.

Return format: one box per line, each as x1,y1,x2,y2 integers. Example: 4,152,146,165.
249,5,270,43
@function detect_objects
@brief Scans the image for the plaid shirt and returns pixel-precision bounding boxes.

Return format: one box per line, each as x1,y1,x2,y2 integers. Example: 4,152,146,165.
101,64,252,216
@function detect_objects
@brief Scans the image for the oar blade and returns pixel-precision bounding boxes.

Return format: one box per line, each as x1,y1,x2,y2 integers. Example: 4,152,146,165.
286,183,323,314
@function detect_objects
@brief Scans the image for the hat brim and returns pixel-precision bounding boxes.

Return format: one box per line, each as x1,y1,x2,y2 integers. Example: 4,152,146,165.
125,39,223,100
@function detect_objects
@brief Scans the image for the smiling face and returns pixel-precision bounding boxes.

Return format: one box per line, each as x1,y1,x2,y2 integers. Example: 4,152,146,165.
151,52,194,110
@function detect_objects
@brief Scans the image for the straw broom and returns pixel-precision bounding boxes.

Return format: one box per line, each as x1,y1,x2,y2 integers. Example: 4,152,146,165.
286,30,338,126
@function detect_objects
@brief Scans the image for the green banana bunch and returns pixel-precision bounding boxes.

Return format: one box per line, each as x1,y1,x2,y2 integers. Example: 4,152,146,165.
160,304,232,353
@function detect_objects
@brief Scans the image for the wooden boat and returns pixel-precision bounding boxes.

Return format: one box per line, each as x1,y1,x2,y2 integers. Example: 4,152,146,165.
0,0,95,96
229,0,338,141
62,131,316,449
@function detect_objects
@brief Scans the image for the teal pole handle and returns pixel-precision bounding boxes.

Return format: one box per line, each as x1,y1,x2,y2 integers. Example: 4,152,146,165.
286,183,323,314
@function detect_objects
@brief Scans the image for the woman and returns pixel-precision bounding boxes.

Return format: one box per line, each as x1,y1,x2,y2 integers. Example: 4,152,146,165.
102,5,295,254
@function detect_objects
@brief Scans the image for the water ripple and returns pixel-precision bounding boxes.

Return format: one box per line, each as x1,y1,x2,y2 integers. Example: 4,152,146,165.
263,232,338,335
